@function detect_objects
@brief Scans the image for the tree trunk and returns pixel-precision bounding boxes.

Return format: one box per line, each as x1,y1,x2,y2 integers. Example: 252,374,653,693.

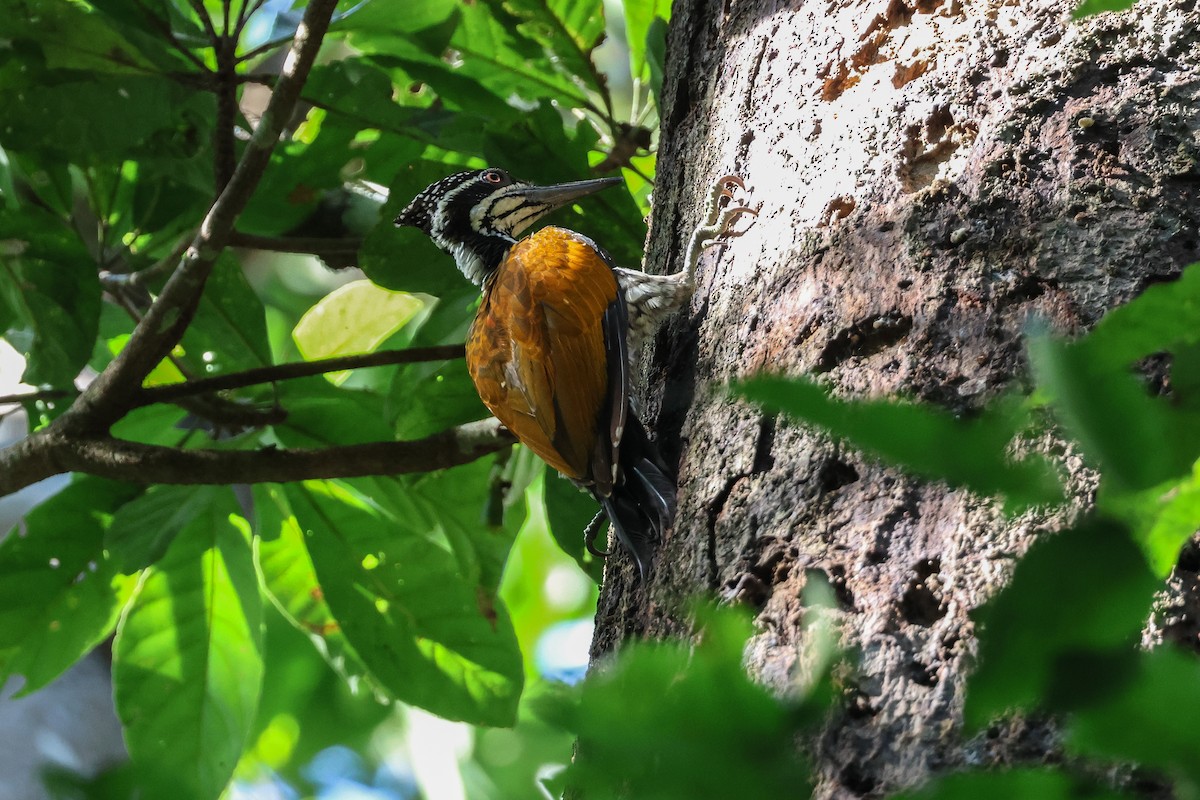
590,0,1200,795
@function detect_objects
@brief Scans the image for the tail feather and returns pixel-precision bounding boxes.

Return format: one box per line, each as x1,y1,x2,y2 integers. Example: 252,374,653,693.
631,457,675,535
593,414,676,581
600,494,658,581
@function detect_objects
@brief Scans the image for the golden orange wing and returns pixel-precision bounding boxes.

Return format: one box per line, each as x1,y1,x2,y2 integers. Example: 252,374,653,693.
466,226,622,485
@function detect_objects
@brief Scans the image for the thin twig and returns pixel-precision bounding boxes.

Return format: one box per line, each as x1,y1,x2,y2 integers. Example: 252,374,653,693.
103,231,197,290
0,389,72,407
236,32,297,63
136,345,467,405
187,0,221,44
229,231,364,255
214,40,239,190
234,0,268,40
134,0,212,72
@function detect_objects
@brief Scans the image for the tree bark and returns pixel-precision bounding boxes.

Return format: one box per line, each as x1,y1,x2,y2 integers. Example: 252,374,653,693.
591,0,1200,796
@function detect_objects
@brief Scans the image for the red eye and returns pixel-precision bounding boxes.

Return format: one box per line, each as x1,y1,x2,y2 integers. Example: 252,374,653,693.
482,170,505,184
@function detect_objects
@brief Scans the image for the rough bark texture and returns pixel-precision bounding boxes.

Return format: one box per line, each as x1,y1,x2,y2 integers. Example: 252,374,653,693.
590,0,1200,796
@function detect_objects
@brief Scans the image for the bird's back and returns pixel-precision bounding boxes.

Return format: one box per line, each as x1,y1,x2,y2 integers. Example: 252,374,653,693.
466,226,621,486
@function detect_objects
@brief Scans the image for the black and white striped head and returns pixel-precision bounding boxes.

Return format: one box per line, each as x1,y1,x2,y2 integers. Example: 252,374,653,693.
395,168,622,285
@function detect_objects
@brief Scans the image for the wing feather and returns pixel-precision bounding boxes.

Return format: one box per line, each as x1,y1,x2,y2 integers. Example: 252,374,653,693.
466,227,623,484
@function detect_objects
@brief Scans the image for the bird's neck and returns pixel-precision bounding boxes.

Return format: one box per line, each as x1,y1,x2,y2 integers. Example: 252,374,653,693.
447,234,516,287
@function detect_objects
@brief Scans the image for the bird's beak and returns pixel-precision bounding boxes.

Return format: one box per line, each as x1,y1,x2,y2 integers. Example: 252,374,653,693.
514,176,624,211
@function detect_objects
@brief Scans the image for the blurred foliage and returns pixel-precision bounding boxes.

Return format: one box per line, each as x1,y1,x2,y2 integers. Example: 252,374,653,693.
1073,0,1137,18
739,260,1200,799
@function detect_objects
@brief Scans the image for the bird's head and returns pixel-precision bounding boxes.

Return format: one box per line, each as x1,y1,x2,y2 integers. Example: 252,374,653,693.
394,168,622,285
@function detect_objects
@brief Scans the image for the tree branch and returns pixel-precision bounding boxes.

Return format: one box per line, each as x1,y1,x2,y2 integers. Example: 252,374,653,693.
0,347,467,411
0,389,71,407
135,345,467,405
214,39,239,190
55,0,338,436
0,420,515,496
229,231,363,256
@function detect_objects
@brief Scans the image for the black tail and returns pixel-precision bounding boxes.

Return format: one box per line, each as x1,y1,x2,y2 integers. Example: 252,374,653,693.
595,415,676,581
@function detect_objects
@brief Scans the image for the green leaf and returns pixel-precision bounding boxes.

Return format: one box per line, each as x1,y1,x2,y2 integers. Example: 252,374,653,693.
965,520,1160,729
1067,648,1200,786
503,0,608,100
1073,0,1137,18
1,0,183,74
564,609,819,798
302,59,485,149
113,499,263,800
1074,262,1200,368
105,485,231,573
85,0,207,69
543,470,604,583
293,280,424,384
0,477,141,693
623,0,671,82
253,485,376,688
400,3,598,113
0,69,181,162
356,455,524,594
645,16,669,108
270,377,394,447
1101,460,1200,576
285,480,523,725
1029,333,1199,492
0,207,101,387
897,769,1130,800
179,255,272,375
737,376,1063,510
390,357,489,438
332,0,457,34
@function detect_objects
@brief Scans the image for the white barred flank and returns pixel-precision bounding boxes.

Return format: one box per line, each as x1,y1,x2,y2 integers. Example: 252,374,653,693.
613,267,693,346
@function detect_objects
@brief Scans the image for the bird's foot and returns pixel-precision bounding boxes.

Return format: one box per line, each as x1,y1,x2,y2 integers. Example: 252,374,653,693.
684,175,757,279
584,509,613,558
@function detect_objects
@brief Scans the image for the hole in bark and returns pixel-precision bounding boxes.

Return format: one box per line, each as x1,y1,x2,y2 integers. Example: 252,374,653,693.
818,458,859,493
839,764,879,795
845,688,876,719
753,415,777,473
1136,271,1183,294
900,558,946,626
1177,539,1200,572
724,572,770,609
825,564,856,610
819,195,857,226
908,659,938,686
815,314,913,373
898,278,913,289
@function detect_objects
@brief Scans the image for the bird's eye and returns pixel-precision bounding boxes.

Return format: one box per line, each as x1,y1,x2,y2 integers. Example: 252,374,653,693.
482,170,506,185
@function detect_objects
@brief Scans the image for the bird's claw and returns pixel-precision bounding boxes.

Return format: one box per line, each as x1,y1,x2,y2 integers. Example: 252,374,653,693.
584,510,613,558
694,174,757,248
679,172,758,281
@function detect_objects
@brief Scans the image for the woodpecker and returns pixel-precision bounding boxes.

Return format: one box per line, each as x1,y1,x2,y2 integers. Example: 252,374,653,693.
395,168,753,579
